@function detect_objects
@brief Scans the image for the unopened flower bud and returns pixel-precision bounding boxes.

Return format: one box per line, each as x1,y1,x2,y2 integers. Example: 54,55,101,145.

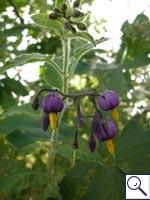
41,113,50,131
63,21,71,30
32,95,39,110
53,8,61,13
61,3,67,13
76,22,87,31
49,12,58,19
88,133,96,152
91,110,102,134
73,0,80,8
72,9,84,18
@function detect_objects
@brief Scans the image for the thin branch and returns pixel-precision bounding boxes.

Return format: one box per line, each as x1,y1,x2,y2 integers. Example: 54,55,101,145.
8,0,24,24
35,87,100,100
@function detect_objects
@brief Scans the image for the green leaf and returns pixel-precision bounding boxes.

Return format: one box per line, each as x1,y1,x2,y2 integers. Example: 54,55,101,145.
115,120,150,174
44,182,62,200
0,113,48,146
82,164,125,200
54,0,64,7
6,129,45,147
74,38,106,61
4,103,40,116
98,68,129,94
31,13,63,35
2,78,28,96
119,53,150,69
60,161,125,200
0,169,30,193
92,52,150,72
44,62,62,89
69,38,107,78
65,32,96,46
0,169,47,193
0,25,31,38
0,53,54,74
18,142,41,155
0,159,16,172
60,162,98,200
121,14,150,57
0,86,17,108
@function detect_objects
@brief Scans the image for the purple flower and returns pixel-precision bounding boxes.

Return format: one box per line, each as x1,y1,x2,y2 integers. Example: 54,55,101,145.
88,133,96,152
95,119,117,141
42,93,64,113
41,113,50,131
98,90,119,111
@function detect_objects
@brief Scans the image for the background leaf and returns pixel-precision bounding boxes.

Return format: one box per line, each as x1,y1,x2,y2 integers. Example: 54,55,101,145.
0,53,54,74
43,62,62,89
31,13,63,35
60,161,125,200
82,163,125,200
115,120,150,174
65,32,96,46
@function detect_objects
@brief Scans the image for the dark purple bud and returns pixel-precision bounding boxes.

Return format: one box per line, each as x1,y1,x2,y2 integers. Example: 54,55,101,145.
63,21,71,30
96,119,117,141
98,90,119,111
73,0,80,8
61,3,67,13
72,130,78,150
49,12,58,19
91,110,102,134
72,9,84,18
53,8,61,13
76,22,87,31
88,133,96,152
32,95,39,110
41,113,50,131
42,93,64,113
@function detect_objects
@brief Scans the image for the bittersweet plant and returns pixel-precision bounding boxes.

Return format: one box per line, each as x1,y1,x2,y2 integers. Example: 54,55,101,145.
31,0,120,179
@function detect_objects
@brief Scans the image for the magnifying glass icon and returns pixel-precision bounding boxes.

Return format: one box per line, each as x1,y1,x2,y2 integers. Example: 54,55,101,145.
127,176,147,196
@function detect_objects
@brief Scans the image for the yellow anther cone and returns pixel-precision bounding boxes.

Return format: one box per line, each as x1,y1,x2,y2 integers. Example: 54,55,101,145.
111,108,119,122
106,139,115,156
49,112,57,130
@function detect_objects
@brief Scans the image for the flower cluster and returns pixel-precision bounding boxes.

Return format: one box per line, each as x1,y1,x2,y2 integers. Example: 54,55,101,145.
48,0,87,33
72,90,119,155
32,89,119,155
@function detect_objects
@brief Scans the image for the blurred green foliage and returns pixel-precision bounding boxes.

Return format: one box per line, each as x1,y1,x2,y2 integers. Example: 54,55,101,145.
0,0,150,200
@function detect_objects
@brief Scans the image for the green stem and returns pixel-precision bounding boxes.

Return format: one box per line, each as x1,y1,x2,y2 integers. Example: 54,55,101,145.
47,38,71,179
72,150,76,167
62,38,70,94
48,129,57,180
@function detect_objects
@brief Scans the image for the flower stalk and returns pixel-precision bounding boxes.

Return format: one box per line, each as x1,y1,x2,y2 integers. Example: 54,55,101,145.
48,129,57,180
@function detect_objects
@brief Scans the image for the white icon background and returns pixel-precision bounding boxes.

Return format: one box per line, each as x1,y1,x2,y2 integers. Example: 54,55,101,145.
126,175,150,199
